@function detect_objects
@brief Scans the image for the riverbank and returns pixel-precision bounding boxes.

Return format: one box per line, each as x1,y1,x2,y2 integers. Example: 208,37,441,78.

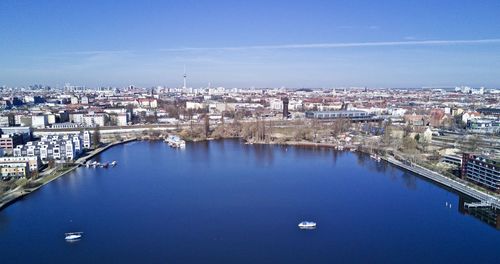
244,138,500,206
248,140,357,150
384,156,500,208
0,138,137,211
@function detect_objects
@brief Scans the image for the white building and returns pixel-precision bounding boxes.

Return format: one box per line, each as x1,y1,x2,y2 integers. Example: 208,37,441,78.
270,99,283,111
47,114,56,125
0,116,11,127
14,133,86,162
116,114,128,126
69,113,85,124
186,102,205,110
70,96,79,104
31,115,48,128
81,96,89,104
83,114,105,127
83,131,92,149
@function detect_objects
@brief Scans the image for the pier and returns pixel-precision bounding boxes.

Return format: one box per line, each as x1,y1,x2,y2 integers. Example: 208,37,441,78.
75,137,137,166
464,201,493,208
385,156,500,210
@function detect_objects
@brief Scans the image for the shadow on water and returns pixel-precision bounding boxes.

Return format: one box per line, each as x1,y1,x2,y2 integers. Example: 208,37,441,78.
458,196,500,230
186,140,211,163
0,211,9,231
252,144,275,166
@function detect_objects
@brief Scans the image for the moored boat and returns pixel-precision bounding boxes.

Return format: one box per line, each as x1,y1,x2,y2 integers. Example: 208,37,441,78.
370,154,381,162
165,135,186,148
298,221,317,229
65,232,83,241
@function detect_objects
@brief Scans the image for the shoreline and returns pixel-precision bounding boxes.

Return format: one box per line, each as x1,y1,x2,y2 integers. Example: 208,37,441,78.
2,137,498,212
0,138,137,211
236,138,500,206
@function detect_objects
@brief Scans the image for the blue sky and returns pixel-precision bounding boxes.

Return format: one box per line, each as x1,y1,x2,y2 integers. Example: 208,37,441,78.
1,0,500,88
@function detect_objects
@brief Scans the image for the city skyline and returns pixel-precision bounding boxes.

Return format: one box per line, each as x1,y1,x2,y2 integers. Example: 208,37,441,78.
1,0,500,87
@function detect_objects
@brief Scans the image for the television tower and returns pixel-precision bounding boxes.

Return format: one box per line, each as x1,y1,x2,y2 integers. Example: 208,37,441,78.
183,65,187,89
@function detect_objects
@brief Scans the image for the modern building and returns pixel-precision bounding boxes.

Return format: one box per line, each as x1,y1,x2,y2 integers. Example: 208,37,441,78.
83,130,92,149
51,122,79,129
82,114,105,127
466,119,500,134
13,133,86,163
477,108,500,118
31,115,48,128
0,156,41,173
0,134,25,154
441,155,462,167
0,161,29,179
305,110,375,121
461,153,500,192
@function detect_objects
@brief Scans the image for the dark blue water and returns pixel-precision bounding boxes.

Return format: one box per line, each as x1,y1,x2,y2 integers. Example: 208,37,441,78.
0,140,499,263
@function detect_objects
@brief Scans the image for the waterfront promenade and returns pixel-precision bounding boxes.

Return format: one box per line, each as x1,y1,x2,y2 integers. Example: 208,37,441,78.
385,156,500,209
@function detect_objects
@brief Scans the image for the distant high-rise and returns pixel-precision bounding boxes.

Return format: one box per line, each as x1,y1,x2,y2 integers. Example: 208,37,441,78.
183,65,187,89
282,97,289,119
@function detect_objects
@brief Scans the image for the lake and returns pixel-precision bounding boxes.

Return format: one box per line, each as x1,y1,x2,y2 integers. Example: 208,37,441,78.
0,140,499,263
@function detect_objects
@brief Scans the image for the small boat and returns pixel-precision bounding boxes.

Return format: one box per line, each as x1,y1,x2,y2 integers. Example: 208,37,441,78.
110,161,117,167
165,135,186,148
100,162,109,168
65,232,83,241
370,154,381,162
298,221,317,229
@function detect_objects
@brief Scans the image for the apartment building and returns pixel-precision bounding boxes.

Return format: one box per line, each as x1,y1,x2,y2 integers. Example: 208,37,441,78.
461,153,500,192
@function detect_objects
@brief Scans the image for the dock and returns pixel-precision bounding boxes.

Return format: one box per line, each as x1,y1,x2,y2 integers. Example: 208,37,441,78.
75,137,136,166
464,201,493,208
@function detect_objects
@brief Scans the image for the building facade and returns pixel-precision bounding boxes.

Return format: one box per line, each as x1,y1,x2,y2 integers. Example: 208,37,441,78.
0,156,41,173
0,134,25,154
461,153,500,192
13,132,88,163
0,162,29,179
305,110,374,120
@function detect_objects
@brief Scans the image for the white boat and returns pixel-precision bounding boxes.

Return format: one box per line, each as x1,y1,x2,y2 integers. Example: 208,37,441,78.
298,221,317,229
370,154,381,162
65,232,83,241
165,135,186,148
110,161,117,167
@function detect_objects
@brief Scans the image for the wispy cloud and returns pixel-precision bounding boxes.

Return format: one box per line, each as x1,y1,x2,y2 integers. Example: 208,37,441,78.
52,50,133,56
160,38,500,52
336,25,380,30
403,36,417,40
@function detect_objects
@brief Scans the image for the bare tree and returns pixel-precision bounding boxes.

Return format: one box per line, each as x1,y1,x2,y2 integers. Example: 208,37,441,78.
92,125,101,148
204,114,210,138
